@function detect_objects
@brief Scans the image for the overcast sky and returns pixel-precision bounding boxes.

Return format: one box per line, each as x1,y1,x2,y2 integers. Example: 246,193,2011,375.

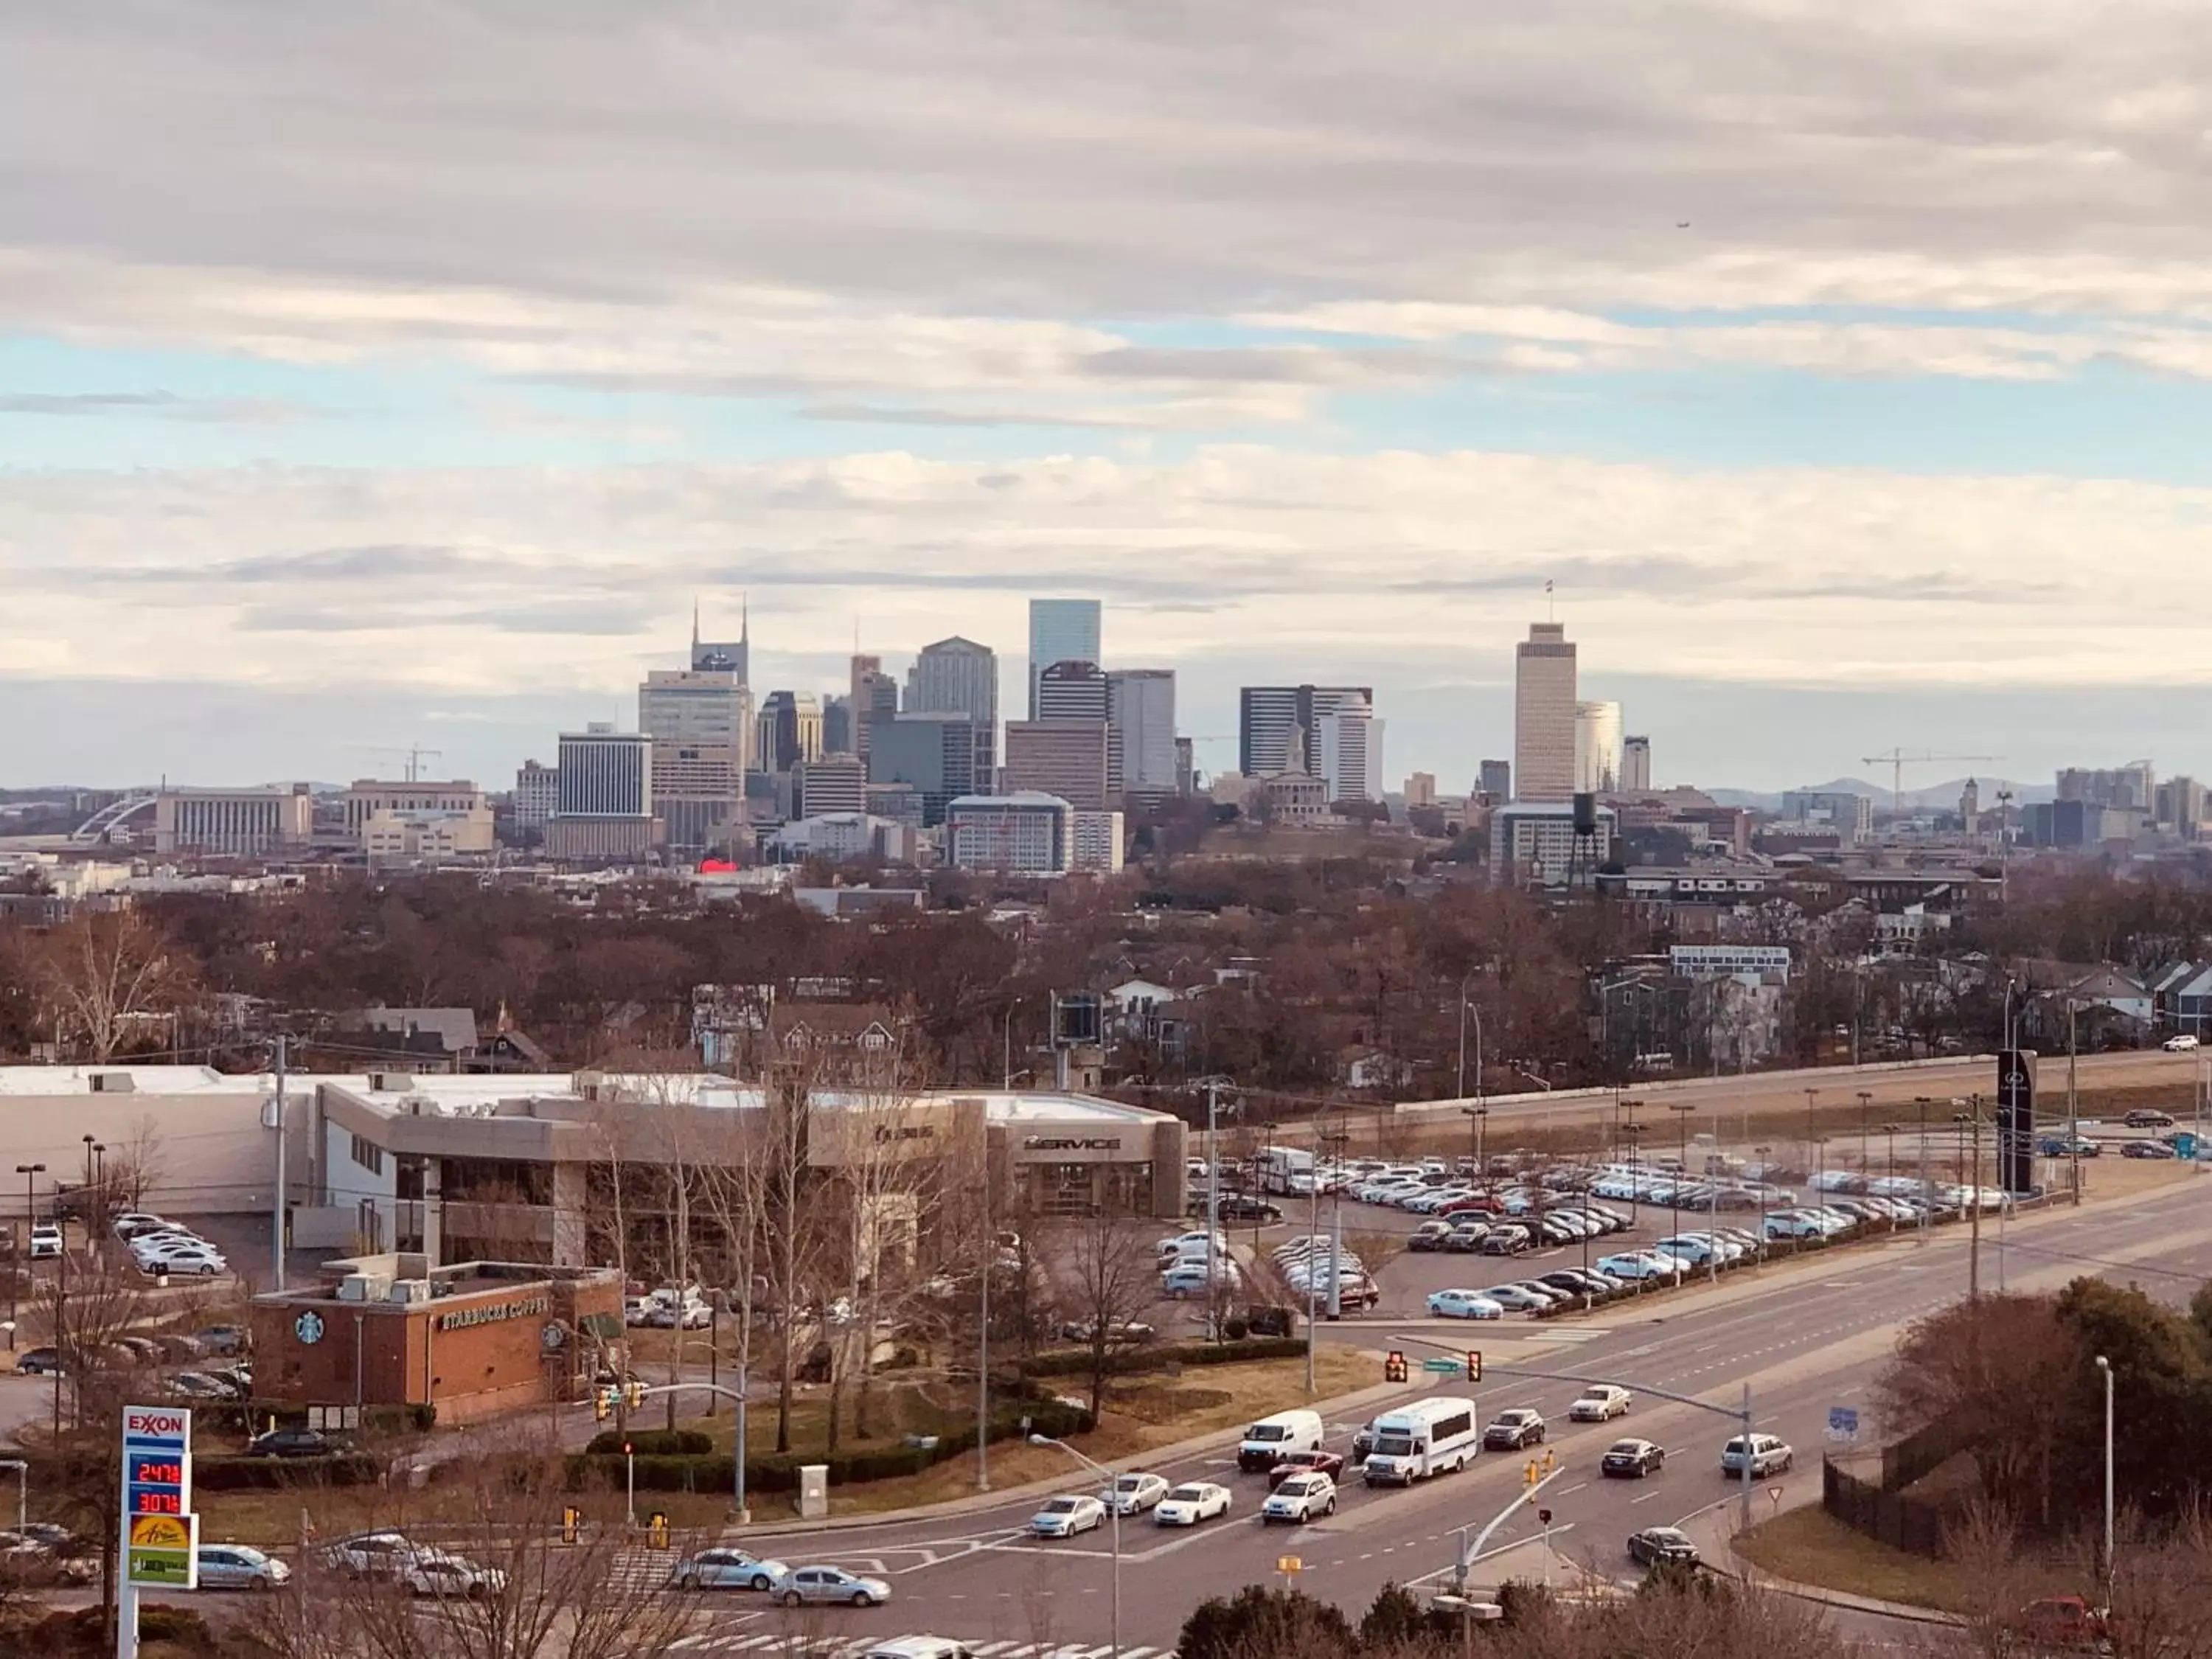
7,1,2212,793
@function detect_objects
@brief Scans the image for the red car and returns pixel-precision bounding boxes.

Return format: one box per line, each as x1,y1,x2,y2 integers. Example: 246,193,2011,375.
1267,1450,1346,1489
1439,1195,1504,1217
2021,1596,2109,1650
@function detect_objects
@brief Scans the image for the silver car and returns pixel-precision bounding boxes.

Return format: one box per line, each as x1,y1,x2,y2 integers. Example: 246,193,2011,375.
195,1543,291,1590
773,1565,893,1608
672,1546,789,1592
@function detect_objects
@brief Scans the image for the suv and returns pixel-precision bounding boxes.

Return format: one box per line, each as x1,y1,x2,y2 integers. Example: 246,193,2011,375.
1482,1409,1546,1450
1720,1433,1794,1478
1261,1472,1337,1524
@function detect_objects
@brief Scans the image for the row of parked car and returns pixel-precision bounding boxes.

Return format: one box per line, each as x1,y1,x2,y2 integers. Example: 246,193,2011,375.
112,1211,230,1277
1405,1203,1635,1256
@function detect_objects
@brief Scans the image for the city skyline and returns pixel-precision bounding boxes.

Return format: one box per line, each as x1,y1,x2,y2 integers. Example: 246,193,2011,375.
10,10,2212,790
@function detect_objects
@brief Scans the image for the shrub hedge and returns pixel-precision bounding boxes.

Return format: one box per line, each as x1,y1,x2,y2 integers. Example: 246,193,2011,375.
583,1428,713,1457
565,1397,1093,1495
1016,1335,1303,1377
192,1452,382,1490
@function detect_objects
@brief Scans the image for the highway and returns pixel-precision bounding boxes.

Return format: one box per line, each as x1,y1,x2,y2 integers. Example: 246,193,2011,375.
667,1171,2212,1655
1390,1048,2201,1135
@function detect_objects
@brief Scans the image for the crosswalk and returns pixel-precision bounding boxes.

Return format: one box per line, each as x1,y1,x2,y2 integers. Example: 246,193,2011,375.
671,1635,1168,1659
607,1547,676,1591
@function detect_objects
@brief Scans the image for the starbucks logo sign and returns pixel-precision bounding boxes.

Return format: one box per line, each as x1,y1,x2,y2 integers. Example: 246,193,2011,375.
294,1310,325,1346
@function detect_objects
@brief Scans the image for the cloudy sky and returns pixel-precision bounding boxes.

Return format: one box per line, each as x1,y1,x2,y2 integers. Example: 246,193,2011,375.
7,1,2212,793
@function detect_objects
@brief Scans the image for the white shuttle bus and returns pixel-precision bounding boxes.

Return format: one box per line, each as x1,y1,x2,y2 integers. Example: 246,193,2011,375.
1360,1395,1481,1485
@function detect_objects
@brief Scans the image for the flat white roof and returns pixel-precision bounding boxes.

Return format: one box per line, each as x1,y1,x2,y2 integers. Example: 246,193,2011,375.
0,1065,266,1096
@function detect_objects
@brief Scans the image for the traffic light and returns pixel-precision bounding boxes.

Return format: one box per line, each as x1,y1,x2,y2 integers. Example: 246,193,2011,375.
1465,1350,1482,1382
560,1505,581,1545
1384,1350,1408,1384
622,1379,649,1411
593,1387,616,1422
1537,1508,1553,1526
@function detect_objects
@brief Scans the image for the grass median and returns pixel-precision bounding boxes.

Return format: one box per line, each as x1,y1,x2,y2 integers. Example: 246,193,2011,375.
1732,1503,1972,1614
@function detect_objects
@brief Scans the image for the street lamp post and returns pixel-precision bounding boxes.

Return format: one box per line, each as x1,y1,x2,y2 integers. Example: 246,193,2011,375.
1461,1106,1489,1175
1619,1122,1644,1225
1915,1096,1933,1245
1856,1091,1872,1174
1455,977,1485,1103
1032,1434,1121,1659
6,1162,38,1352
1803,1088,1820,1169
2095,1354,2115,1597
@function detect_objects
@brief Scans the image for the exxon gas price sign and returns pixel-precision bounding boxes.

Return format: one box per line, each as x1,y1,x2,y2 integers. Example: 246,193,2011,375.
122,1405,198,1590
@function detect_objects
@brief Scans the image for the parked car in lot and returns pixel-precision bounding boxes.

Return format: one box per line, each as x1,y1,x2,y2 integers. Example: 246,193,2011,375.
406,1553,507,1599
1597,1251,1688,1281
1261,1472,1337,1523
1479,1228,1531,1256
196,1543,290,1590
1426,1289,1504,1321
1408,1220,1455,1252
1029,1495,1106,1538
1059,1318,1156,1345
1721,1433,1794,1477
27,1225,62,1260
2163,1034,2200,1052
1154,1482,1232,1526
671,1547,787,1591
1601,1438,1666,1478
13,1348,61,1376
1627,1526,1700,1568
1218,1195,1283,1223
247,1426,338,1460
1481,1409,1546,1450
1101,1472,1170,1514
1444,1224,1489,1252
2124,1140,2177,1159
1478,1284,1548,1312
772,1566,893,1608
1569,1385,1632,1422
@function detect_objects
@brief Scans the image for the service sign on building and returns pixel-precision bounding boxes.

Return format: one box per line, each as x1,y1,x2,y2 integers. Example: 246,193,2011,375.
121,1405,198,1589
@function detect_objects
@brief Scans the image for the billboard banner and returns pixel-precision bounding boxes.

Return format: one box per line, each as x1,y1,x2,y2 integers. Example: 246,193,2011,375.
1996,1049,2036,1194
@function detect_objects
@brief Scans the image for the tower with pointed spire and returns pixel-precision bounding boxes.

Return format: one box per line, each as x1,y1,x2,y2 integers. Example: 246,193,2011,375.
691,596,749,686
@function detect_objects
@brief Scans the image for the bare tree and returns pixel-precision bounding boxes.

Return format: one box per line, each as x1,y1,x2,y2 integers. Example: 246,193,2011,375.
107,1113,165,1213
26,911,195,1062
1051,1205,1161,1418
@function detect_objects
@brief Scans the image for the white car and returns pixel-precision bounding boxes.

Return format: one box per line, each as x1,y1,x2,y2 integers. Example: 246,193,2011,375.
1101,1472,1169,1515
2165,1034,2201,1051
1029,1495,1106,1537
405,1551,508,1599
1153,1481,1231,1526
136,1246,227,1277
1426,1289,1504,1321
1597,1251,1687,1282
1721,1433,1795,1478
27,1225,61,1260
1261,1473,1337,1524
1568,1385,1632,1422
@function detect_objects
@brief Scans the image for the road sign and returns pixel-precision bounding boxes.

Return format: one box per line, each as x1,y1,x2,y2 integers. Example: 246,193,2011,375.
1422,1357,1461,1373
121,1405,196,1590
1826,1406,1860,1444
1384,1351,1408,1383
1467,1351,1482,1382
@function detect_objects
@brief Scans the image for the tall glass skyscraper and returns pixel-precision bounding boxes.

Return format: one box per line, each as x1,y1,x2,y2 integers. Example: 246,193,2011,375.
1026,597,1101,719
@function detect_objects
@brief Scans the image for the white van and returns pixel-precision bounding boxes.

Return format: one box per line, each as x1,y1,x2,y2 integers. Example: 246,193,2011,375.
1361,1397,1481,1485
1237,1408,1324,1472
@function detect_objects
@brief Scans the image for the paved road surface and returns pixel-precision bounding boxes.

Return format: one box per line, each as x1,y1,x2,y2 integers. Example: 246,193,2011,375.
659,1172,2211,1652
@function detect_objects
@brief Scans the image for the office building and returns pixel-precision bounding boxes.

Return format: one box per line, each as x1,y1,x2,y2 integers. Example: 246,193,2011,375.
690,598,749,684
1780,790,1874,844
867,712,978,825
906,636,999,785
1621,736,1652,794
1107,669,1177,799
2157,776,2206,839
1489,799,1615,886
1175,737,1195,797
639,667,751,855
947,792,1070,874
153,785,315,857
1035,659,1109,722
1514,622,1577,802
1315,692,1383,803
342,781,487,838
1238,684,1373,779
1405,773,1437,809
2058,764,2156,812
1003,720,1113,811
512,761,559,832
362,806,496,864
823,695,854,758
851,657,900,762
1071,810,1127,874
1476,759,1512,804
548,726,657,860
1027,598,1102,719
1573,699,1623,795
756,691,824,774
793,754,867,819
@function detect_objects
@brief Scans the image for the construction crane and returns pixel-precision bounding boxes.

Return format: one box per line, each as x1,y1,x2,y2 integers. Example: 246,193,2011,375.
1861,748,2000,818
347,743,446,783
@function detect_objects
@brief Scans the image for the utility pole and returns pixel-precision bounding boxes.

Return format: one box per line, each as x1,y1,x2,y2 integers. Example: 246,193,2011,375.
1203,1080,1222,1338
2069,1004,2082,1207
976,1142,991,1492
271,1034,288,1293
